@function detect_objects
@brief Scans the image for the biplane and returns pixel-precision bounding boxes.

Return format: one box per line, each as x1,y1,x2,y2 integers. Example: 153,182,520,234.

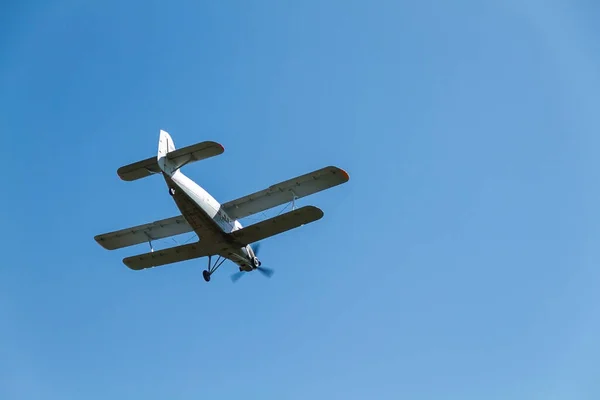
94,130,349,282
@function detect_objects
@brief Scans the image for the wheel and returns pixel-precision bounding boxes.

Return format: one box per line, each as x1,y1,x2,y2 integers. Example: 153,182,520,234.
202,270,211,282
169,187,176,196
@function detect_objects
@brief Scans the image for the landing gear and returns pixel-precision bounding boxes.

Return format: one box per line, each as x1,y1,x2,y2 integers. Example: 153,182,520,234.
202,270,211,282
169,187,176,196
203,255,226,282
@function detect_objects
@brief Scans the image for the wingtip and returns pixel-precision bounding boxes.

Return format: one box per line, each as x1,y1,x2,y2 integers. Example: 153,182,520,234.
205,141,225,154
303,205,324,220
122,257,140,270
94,235,116,250
339,167,350,182
327,165,350,182
316,208,324,220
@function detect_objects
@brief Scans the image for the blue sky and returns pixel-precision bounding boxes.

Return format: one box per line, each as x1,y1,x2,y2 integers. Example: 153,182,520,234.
1,0,600,398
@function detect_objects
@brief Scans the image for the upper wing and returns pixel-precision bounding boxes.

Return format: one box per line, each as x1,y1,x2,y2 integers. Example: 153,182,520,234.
229,205,324,246
94,215,193,250
123,241,216,270
221,166,349,220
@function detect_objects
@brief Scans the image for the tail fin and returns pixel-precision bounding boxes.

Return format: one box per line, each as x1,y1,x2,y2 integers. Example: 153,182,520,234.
157,130,178,176
116,130,224,181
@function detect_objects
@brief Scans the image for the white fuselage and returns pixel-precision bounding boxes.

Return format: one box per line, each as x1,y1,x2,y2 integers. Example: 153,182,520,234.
163,169,256,270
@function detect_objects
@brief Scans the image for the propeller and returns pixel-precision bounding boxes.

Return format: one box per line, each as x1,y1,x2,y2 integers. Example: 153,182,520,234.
230,271,245,282
230,242,274,282
256,266,274,278
251,243,274,277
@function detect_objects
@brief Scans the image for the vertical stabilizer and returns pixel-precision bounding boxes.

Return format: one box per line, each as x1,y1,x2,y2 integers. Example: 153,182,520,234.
157,130,178,176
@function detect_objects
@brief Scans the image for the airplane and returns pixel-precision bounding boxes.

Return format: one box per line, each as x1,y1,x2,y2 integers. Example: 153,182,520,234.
94,130,350,282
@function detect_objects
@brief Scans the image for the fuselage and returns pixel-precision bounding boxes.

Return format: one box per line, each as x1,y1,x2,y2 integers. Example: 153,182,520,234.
163,170,256,270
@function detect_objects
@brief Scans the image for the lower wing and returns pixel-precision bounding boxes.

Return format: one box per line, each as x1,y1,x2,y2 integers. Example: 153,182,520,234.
229,205,323,246
122,241,218,270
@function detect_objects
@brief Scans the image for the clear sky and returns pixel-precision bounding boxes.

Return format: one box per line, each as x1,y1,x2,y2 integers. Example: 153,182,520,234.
1,0,599,398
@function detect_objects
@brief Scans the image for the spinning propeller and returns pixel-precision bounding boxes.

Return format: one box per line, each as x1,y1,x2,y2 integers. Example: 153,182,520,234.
230,243,274,282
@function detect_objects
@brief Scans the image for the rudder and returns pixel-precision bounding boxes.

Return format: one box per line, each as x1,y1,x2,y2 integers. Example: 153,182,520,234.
157,130,178,176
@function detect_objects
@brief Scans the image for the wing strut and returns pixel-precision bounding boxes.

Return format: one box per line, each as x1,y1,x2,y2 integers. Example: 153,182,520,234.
291,190,299,210
144,232,155,252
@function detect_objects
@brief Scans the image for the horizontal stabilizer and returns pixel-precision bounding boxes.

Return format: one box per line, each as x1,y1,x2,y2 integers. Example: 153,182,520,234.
117,140,224,181
117,156,161,181
229,205,323,246
94,215,193,250
123,241,216,270
222,166,349,220
166,140,224,170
